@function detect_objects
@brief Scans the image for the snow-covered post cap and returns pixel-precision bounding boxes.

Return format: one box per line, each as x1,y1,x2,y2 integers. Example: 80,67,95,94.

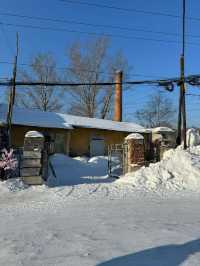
25,131,44,138
24,131,44,152
125,133,144,141
151,127,175,133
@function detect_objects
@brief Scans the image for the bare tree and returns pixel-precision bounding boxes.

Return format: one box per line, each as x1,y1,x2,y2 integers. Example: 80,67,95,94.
65,37,130,118
16,53,63,112
135,91,176,128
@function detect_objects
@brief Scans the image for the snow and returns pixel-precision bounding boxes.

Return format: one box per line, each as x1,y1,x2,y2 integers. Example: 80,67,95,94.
1,150,200,265
0,178,29,193
0,103,146,133
151,127,174,133
0,104,73,130
47,154,111,187
125,133,144,140
0,180,200,265
25,131,44,138
186,128,200,147
117,146,200,192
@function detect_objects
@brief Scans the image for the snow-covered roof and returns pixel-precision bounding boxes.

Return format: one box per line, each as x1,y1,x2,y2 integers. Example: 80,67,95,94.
0,104,73,130
151,127,175,133
0,104,147,133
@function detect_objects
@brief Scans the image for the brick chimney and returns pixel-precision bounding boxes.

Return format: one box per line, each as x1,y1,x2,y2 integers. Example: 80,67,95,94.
114,70,123,122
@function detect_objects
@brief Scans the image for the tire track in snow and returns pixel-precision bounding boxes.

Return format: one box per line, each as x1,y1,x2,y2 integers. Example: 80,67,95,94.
54,186,75,199
89,184,101,195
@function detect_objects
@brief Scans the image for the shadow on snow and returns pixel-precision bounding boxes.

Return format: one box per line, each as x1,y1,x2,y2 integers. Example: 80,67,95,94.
97,238,200,266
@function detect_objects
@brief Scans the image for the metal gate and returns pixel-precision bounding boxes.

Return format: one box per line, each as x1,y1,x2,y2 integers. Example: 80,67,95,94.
108,143,128,178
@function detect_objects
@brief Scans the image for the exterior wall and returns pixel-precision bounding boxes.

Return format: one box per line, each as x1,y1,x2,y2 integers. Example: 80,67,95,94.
10,125,70,154
69,127,128,156
7,124,150,158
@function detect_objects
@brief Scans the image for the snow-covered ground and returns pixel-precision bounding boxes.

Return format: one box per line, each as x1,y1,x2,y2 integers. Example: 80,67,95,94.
117,145,200,192
0,148,200,265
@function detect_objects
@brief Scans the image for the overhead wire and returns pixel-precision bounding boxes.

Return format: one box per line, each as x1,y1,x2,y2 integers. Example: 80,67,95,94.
60,0,200,22
0,60,173,80
1,11,200,39
0,23,15,57
0,73,198,87
1,21,200,46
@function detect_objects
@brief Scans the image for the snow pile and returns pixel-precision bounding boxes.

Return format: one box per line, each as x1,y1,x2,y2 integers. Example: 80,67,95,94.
187,128,200,147
117,146,200,191
47,154,110,187
0,178,28,193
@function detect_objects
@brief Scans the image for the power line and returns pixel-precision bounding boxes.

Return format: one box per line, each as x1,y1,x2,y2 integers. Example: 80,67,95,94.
2,11,200,39
0,73,198,87
0,60,115,76
60,0,200,22
0,23,15,57
59,0,180,18
1,21,200,46
0,60,165,79
186,93,200,97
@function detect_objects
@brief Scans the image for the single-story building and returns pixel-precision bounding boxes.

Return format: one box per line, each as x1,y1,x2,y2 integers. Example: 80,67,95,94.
0,104,150,157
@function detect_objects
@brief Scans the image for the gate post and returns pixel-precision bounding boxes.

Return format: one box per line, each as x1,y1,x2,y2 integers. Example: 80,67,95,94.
21,131,44,185
125,133,145,172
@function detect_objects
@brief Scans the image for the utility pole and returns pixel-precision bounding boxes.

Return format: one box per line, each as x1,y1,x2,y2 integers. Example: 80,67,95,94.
7,32,19,147
114,70,123,122
181,0,187,149
177,0,187,149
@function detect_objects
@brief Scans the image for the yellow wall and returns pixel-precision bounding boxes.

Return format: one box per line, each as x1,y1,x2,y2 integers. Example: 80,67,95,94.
10,125,150,157
10,125,70,153
70,127,128,156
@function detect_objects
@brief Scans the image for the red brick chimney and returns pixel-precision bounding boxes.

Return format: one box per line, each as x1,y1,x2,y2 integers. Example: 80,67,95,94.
114,70,123,122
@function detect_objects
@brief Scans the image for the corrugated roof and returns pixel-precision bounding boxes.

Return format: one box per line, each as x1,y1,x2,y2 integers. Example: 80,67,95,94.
0,104,147,133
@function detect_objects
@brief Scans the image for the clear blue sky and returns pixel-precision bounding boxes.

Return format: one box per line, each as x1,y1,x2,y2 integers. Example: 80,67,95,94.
0,0,200,126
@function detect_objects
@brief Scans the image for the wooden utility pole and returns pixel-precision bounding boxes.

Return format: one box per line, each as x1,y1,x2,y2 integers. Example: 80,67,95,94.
177,0,187,149
7,32,19,147
114,70,123,122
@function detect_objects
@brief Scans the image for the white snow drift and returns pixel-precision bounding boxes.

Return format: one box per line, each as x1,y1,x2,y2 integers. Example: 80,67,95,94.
47,154,110,187
117,145,200,191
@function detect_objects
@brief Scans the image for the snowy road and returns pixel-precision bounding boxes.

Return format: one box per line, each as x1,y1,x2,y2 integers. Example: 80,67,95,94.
0,187,200,266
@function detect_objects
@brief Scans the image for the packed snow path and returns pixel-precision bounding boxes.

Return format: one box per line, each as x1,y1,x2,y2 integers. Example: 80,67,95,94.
0,189,200,266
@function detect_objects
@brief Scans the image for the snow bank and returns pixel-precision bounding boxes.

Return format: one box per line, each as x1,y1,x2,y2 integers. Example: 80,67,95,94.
47,154,110,187
117,146,200,191
187,128,200,147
